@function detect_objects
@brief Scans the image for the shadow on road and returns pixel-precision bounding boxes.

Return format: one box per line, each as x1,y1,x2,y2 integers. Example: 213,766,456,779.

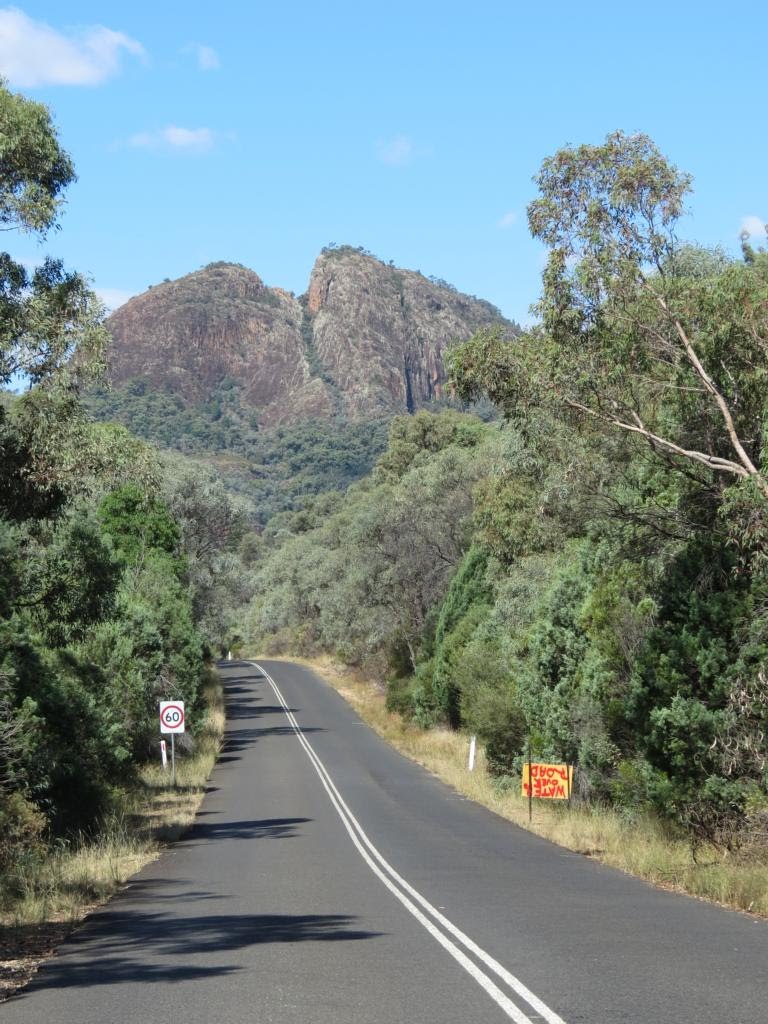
216,724,323,767
20,908,381,993
216,660,261,674
180,816,311,843
225,701,299,721
214,680,326,762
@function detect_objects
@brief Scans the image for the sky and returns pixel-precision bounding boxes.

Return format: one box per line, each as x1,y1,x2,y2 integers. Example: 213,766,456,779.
2,1,767,325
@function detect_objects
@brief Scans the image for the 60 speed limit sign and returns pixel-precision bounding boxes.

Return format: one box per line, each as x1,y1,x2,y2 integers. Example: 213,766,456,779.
159,701,185,734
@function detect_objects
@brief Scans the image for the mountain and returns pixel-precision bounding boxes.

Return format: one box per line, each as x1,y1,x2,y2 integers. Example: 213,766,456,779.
90,247,517,524
104,246,516,427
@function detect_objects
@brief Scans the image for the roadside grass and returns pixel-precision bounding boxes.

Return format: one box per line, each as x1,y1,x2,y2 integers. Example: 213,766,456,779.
135,673,225,842
277,654,768,918
0,669,224,998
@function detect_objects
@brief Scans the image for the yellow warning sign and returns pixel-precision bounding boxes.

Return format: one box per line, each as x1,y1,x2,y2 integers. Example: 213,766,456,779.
522,763,573,800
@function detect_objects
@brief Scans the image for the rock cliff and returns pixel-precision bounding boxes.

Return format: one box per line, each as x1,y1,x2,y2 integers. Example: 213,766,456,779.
308,248,508,420
105,248,516,425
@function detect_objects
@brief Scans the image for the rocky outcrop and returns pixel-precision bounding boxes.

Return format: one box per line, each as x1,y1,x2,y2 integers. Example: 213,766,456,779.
105,250,516,426
308,248,508,419
107,262,321,416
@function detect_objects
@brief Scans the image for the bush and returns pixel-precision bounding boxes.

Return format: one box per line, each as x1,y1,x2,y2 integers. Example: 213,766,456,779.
0,791,45,874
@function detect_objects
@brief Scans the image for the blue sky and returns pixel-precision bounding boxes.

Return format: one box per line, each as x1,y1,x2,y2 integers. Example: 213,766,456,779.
2,2,767,324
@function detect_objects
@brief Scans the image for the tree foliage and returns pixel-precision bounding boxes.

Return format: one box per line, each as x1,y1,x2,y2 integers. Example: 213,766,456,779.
442,132,768,841
0,80,107,390
0,83,218,863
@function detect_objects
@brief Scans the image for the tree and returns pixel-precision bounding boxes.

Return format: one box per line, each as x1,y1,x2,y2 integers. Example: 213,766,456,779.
159,454,254,645
20,504,120,646
0,80,109,532
0,80,107,389
0,256,108,388
452,133,768,498
0,82,74,232
0,83,212,853
248,412,493,672
98,484,181,568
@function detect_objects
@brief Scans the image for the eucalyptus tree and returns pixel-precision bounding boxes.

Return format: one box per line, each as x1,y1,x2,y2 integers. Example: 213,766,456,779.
0,80,107,389
452,132,768,500
0,80,110,520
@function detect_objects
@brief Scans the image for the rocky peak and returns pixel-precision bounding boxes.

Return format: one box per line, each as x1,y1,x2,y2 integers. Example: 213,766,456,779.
105,249,516,426
107,262,326,417
306,246,509,419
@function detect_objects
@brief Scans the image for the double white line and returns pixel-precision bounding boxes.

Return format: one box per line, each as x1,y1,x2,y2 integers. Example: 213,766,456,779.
251,662,568,1024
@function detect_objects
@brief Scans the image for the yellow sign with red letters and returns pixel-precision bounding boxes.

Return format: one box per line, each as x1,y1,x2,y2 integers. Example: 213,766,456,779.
522,763,573,800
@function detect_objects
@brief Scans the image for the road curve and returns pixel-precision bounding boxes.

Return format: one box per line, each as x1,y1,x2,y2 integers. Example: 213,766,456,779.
2,659,767,1024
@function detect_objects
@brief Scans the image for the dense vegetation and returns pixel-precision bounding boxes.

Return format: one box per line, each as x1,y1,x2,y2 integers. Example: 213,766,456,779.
85,380,390,524
0,84,250,872
249,134,768,851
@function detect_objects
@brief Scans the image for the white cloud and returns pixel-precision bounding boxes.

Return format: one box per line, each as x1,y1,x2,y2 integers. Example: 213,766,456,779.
95,287,135,311
0,8,145,87
376,135,415,167
128,125,214,152
190,43,219,71
498,211,518,229
162,126,213,149
740,215,766,239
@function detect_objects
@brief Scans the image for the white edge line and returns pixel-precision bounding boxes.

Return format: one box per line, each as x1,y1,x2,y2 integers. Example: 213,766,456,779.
249,661,569,1024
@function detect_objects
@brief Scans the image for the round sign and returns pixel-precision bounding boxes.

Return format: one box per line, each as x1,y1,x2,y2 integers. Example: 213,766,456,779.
159,702,185,733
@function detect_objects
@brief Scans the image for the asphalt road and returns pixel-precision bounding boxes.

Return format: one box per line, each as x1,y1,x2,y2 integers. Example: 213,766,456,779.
3,659,767,1023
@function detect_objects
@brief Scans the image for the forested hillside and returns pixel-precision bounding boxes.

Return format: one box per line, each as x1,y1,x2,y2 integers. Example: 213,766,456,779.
249,135,768,851
84,381,391,525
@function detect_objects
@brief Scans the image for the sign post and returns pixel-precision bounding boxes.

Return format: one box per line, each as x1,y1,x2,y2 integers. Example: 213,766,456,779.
159,701,185,787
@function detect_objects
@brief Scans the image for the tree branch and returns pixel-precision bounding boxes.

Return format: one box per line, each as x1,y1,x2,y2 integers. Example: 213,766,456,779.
650,288,768,496
564,398,751,479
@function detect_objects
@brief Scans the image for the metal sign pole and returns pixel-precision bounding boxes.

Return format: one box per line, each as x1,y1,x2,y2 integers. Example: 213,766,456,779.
171,732,176,788
528,736,532,824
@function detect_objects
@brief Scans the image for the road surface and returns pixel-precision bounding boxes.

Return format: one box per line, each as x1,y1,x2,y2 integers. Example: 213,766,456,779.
3,659,767,1023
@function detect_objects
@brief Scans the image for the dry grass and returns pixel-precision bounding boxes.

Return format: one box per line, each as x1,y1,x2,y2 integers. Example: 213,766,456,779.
134,674,225,842
278,654,768,918
0,670,225,1000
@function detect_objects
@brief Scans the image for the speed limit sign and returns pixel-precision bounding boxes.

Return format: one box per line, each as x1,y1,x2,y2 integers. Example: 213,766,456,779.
159,701,185,734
